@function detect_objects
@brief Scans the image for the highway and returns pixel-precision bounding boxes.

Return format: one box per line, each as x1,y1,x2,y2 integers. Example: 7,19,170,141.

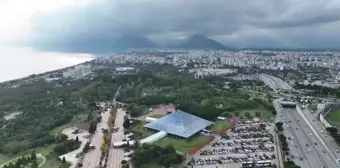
259,74,293,91
267,73,340,167
300,106,340,161
283,108,338,168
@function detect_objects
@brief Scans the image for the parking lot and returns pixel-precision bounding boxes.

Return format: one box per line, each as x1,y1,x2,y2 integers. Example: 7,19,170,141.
187,120,279,168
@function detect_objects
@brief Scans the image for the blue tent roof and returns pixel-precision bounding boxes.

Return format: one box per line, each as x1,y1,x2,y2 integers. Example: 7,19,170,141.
144,110,212,138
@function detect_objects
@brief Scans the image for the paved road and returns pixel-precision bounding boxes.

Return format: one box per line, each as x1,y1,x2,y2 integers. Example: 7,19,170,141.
107,108,126,168
300,107,340,162
259,74,293,91
283,108,338,168
280,108,313,168
83,110,111,168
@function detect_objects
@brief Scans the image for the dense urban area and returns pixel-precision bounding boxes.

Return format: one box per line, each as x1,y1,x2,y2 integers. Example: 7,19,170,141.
2,50,340,168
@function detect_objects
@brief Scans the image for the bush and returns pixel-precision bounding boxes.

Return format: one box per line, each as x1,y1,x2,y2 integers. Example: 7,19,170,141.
244,112,252,118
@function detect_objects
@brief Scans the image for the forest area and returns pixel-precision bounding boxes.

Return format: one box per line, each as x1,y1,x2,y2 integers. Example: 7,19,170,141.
0,72,119,154
116,66,275,121
0,64,274,155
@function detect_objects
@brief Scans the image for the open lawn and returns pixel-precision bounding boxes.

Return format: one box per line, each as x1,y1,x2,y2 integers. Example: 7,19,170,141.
49,113,89,136
210,120,231,132
149,114,165,119
329,110,340,122
140,162,162,168
49,123,73,136
0,145,68,168
129,121,154,139
0,154,10,165
238,108,272,120
155,135,210,153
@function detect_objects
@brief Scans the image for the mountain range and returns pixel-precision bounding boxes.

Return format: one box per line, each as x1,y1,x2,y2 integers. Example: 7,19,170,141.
113,34,233,50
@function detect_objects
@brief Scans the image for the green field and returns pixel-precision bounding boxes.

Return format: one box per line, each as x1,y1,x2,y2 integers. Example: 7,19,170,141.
49,113,89,136
149,114,166,119
210,120,231,132
329,110,340,122
155,135,210,153
49,123,73,136
129,121,154,138
0,154,10,166
239,108,272,120
139,163,162,168
0,145,68,168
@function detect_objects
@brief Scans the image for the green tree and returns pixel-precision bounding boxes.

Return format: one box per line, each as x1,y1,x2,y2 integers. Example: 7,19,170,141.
31,160,38,168
14,158,21,168
7,163,14,168
221,112,233,118
255,111,262,118
326,127,338,133
31,151,36,160
123,118,131,129
276,122,284,132
244,112,252,118
21,156,27,166
88,122,97,134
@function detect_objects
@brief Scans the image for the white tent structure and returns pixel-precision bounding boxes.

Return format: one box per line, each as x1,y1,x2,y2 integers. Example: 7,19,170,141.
113,131,167,147
145,117,158,122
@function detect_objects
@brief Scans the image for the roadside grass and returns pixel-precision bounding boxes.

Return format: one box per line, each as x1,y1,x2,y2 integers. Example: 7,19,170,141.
149,114,166,119
210,120,231,132
155,135,210,153
329,110,340,122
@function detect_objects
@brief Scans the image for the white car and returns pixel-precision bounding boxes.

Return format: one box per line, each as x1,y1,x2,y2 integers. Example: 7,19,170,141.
310,133,313,136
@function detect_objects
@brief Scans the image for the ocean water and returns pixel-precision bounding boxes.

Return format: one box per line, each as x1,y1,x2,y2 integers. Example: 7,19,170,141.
0,45,94,82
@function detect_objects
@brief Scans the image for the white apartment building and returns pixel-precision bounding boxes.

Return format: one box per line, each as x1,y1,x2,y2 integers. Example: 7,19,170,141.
63,65,92,78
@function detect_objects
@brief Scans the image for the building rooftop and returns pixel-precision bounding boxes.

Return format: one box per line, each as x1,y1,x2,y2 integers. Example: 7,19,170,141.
144,110,212,138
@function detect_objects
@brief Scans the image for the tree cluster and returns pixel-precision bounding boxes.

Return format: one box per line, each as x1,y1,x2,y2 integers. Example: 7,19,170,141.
0,73,119,153
326,127,340,145
279,134,289,152
118,74,273,120
3,152,38,168
53,139,81,155
134,144,184,168
294,82,340,97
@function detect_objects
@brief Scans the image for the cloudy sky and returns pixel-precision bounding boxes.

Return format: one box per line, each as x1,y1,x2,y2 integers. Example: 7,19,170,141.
1,0,340,80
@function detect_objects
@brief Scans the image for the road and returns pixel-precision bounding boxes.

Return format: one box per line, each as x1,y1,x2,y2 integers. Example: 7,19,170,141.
300,106,340,161
283,108,338,168
259,74,293,91
107,108,126,168
82,109,111,168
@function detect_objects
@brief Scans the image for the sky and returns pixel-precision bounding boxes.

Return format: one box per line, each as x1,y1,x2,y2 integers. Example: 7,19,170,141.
1,0,340,80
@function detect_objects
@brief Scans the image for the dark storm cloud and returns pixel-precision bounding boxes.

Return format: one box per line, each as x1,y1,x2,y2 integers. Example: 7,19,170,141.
29,0,340,51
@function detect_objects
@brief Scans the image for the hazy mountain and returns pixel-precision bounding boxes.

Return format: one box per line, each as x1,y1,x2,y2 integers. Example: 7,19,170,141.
172,34,233,50
115,35,158,49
